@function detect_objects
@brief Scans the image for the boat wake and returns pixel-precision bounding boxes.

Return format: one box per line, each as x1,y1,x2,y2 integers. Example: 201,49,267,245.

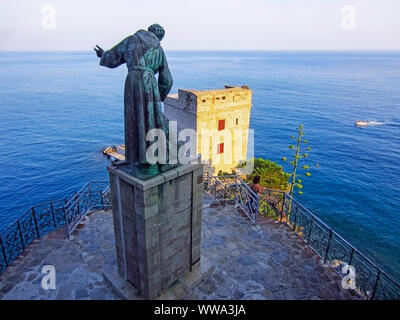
366,121,385,126
355,120,400,127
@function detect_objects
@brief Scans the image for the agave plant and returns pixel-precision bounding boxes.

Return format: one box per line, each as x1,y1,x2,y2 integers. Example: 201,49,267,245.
282,124,315,218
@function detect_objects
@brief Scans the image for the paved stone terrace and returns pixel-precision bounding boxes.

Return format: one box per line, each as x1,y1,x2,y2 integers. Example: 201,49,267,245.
0,199,359,300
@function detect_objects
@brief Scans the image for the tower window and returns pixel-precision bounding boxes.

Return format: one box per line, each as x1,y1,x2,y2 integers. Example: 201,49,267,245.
236,118,239,125
217,143,224,154
218,119,225,131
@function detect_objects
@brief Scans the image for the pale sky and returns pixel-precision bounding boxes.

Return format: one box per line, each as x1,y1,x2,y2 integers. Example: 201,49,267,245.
0,0,399,51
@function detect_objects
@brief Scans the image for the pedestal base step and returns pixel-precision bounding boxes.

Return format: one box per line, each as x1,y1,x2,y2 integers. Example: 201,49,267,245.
103,256,215,300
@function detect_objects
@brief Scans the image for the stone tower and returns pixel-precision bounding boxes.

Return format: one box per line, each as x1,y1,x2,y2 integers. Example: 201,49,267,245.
164,85,253,174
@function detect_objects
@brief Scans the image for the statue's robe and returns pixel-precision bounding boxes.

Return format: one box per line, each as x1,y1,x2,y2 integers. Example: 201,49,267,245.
100,29,173,165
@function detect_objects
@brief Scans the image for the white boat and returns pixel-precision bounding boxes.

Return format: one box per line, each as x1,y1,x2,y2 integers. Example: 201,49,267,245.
355,120,368,127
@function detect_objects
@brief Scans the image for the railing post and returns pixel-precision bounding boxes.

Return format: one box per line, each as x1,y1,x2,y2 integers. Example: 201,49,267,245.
77,200,80,218
308,218,313,240
17,221,25,249
88,182,93,211
254,194,259,225
370,270,381,300
50,202,57,228
63,201,70,240
293,206,299,230
101,191,105,210
31,208,40,239
280,193,286,222
213,177,217,198
234,174,238,205
0,236,8,267
324,229,333,264
349,248,354,266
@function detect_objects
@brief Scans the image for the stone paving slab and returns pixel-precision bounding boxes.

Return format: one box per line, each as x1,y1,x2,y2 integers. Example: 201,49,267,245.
0,200,359,300
0,211,118,300
103,255,215,300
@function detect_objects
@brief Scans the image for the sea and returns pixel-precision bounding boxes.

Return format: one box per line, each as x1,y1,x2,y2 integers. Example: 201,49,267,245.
0,51,399,281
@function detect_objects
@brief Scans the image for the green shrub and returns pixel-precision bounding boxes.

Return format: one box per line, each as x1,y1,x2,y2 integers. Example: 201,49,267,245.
238,158,290,191
258,200,279,219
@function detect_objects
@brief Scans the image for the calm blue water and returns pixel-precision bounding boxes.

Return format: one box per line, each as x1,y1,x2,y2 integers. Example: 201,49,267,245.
1,51,399,281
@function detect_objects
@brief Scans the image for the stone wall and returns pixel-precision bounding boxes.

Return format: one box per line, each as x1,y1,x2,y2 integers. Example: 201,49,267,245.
164,91,197,132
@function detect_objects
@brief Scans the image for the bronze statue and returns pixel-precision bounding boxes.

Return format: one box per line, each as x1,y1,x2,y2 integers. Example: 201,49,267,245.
95,24,175,179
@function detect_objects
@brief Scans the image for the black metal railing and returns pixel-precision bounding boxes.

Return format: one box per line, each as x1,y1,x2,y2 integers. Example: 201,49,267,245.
282,193,400,300
64,181,111,238
0,198,67,274
204,173,259,224
204,173,400,300
0,181,111,275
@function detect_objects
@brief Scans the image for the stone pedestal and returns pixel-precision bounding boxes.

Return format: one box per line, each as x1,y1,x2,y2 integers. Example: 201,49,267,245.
106,164,205,299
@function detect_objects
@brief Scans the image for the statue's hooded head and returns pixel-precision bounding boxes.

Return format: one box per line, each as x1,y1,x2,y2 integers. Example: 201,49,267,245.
148,24,165,41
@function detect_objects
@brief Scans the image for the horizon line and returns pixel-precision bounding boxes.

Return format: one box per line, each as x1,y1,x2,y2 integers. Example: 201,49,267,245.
1,49,400,53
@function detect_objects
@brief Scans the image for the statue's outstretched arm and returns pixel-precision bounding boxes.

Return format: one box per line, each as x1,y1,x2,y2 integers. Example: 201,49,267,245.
98,38,129,69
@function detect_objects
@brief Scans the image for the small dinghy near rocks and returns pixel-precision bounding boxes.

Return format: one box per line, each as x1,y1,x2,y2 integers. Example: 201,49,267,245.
103,145,126,161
